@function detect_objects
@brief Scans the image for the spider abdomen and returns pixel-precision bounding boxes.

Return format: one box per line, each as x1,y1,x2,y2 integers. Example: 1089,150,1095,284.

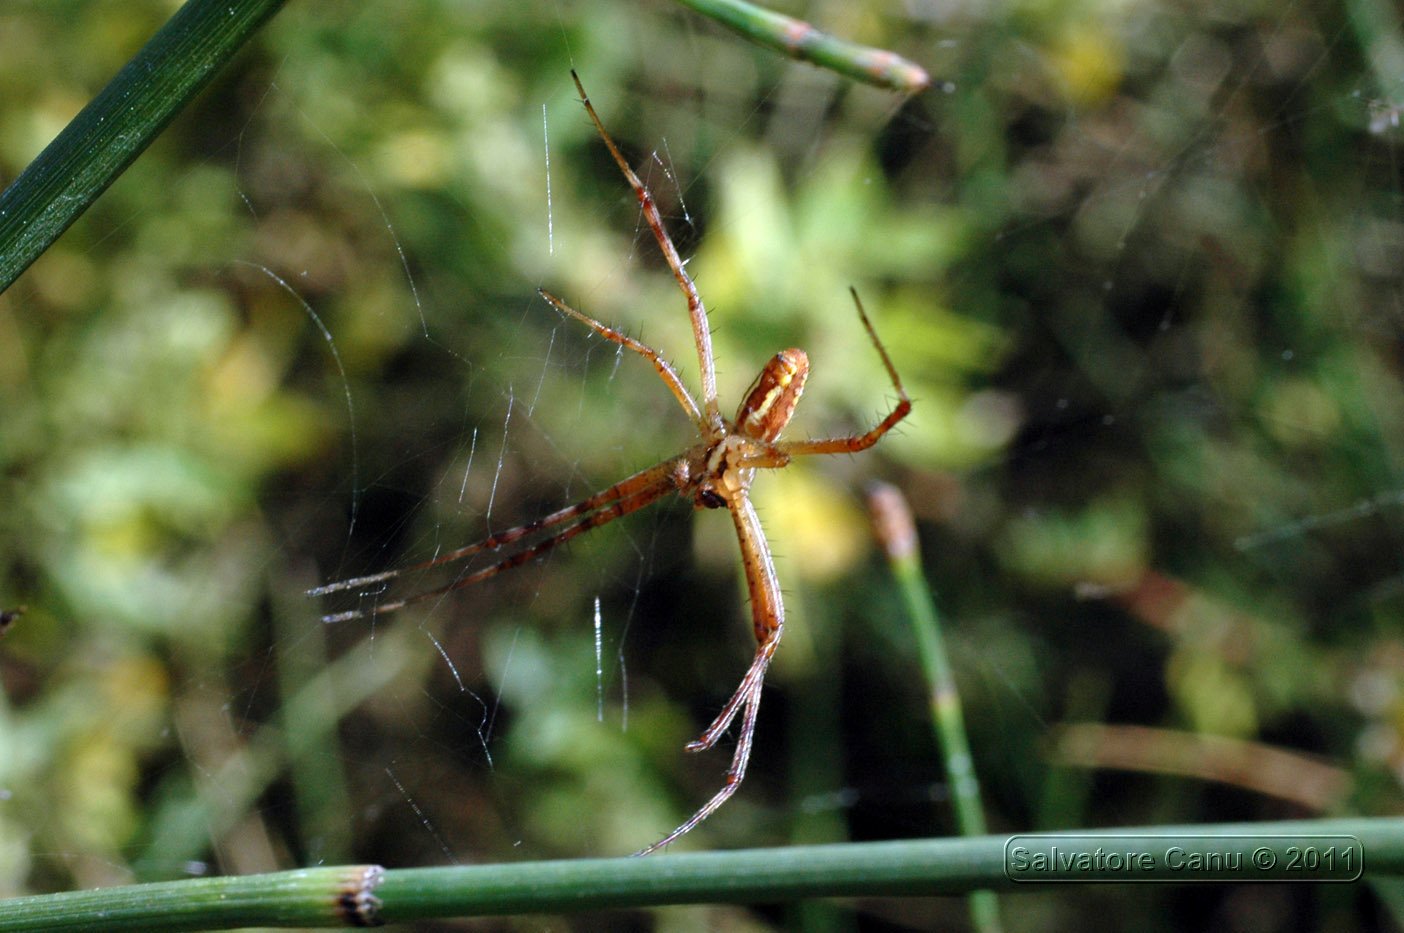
736,348,809,443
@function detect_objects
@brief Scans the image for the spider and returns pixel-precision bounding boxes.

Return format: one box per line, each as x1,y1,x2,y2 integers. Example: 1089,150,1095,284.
311,71,911,855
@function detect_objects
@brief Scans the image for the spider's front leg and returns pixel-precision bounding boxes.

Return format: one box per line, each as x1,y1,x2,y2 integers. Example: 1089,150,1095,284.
776,288,911,458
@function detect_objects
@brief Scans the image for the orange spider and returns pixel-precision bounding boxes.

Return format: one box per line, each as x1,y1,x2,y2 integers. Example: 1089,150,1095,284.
312,72,910,855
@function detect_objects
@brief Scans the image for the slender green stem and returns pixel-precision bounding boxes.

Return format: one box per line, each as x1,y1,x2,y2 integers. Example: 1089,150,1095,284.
673,0,930,93
0,0,288,293
5,820,1403,930
868,482,1001,932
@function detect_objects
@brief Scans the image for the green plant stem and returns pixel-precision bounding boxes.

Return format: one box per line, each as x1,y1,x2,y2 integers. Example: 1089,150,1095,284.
4,820,1403,930
673,0,930,93
0,0,287,293
869,485,986,836
868,482,1000,932
0,866,386,933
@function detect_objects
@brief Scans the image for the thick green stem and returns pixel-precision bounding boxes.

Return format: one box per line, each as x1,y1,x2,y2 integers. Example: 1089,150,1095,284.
4,821,1403,930
0,866,386,933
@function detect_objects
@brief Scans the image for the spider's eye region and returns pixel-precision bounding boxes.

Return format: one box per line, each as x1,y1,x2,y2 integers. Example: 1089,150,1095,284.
698,489,726,510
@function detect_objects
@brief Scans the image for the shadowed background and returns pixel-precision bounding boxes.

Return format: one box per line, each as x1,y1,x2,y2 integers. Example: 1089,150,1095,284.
2,0,1401,928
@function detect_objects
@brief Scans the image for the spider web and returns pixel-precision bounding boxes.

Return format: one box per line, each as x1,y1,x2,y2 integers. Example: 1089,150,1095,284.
2,0,1402,927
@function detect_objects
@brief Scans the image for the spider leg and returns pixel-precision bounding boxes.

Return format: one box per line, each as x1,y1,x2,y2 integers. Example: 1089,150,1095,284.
633,670,766,857
685,630,777,752
312,458,683,618
779,287,911,457
537,288,704,430
636,492,783,855
570,71,723,435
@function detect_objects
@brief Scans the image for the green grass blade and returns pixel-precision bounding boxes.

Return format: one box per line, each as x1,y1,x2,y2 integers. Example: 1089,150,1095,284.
0,0,288,293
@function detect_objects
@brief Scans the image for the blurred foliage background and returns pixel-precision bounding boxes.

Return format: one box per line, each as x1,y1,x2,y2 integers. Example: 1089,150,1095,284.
2,0,1403,928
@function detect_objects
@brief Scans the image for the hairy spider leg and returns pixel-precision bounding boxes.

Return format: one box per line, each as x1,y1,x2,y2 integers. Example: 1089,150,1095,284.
634,492,782,856
777,288,911,458
312,276,715,620
570,70,724,437
316,459,683,623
